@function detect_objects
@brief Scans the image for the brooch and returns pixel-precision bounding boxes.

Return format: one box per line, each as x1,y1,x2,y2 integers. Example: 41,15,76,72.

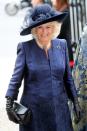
56,45,61,49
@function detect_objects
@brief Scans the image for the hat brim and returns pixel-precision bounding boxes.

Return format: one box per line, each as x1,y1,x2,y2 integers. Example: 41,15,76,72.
20,12,67,36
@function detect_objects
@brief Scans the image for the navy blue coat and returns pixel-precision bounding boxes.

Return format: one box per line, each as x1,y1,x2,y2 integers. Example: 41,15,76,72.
6,38,77,131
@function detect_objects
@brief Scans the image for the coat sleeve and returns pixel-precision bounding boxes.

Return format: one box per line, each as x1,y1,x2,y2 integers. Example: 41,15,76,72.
63,40,77,102
5,43,26,100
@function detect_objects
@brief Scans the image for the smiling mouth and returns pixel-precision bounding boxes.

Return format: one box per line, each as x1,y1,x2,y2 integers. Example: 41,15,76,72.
42,35,49,37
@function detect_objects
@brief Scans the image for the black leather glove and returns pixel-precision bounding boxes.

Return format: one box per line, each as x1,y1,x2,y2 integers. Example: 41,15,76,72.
73,99,82,124
6,97,20,124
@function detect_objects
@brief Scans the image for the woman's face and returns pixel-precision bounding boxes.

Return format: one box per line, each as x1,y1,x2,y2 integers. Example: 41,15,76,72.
35,23,54,45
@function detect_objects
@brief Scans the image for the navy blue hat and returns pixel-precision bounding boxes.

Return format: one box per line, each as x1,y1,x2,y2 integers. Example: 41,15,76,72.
20,4,67,36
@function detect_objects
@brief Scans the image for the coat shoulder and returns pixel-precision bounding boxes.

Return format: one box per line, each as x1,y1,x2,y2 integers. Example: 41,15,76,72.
52,38,67,49
20,39,34,48
18,39,35,53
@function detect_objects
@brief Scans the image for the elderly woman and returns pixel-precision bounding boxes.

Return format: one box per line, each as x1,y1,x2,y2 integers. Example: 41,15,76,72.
5,4,81,131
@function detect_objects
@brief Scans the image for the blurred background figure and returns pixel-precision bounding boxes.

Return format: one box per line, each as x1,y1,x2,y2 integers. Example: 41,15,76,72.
51,0,74,70
31,0,44,7
51,0,68,11
4,0,31,16
31,0,52,7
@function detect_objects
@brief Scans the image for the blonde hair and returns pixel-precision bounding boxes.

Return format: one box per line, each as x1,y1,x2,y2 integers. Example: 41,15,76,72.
31,21,62,40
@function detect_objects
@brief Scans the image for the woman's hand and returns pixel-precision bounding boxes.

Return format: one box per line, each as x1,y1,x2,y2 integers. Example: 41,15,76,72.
6,97,20,124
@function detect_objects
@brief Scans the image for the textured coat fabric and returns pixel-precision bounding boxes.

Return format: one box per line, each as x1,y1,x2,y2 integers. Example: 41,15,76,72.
6,38,77,131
